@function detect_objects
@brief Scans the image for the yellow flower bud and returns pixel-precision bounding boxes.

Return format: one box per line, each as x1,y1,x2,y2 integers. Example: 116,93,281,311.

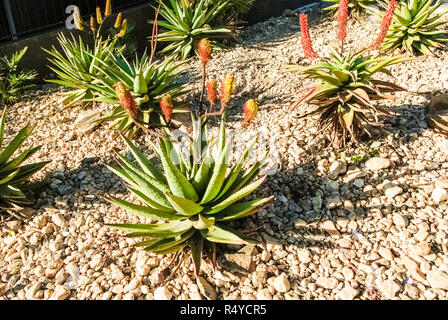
96,7,103,25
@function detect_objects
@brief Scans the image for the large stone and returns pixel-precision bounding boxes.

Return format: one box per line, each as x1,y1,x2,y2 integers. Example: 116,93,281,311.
427,270,448,290
427,94,448,135
223,253,255,272
365,157,392,171
74,110,101,134
328,159,347,179
197,276,217,300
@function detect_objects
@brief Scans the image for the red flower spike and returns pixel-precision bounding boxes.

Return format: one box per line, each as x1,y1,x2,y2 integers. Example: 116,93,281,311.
206,80,218,108
337,0,349,43
242,99,259,127
220,76,237,109
198,38,211,66
299,13,318,60
372,0,398,48
114,82,139,122
160,94,174,123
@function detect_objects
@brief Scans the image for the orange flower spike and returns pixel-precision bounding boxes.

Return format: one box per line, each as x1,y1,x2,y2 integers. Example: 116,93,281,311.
299,13,318,60
114,82,139,122
105,0,112,17
337,0,349,43
117,19,127,38
372,0,398,48
206,80,218,108
114,12,123,29
160,94,174,123
243,99,259,126
220,76,237,108
90,16,96,33
198,38,212,66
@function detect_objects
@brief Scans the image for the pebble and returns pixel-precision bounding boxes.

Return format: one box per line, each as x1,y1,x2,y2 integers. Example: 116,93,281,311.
321,220,340,238
409,242,432,256
297,249,312,263
273,273,290,293
154,287,172,300
337,286,358,300
365,157,392,171
52,214,68,228
316,277,338,289
432,187,448,203
378,247,394,261
384,183,403,198
427,270,448,290
393,214,409,227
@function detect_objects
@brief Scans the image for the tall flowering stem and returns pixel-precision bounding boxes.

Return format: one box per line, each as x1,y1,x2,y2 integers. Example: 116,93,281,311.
372,0,398,48
201,76,237,120
337,0,349,50
198,38,212,109
300,13,318,60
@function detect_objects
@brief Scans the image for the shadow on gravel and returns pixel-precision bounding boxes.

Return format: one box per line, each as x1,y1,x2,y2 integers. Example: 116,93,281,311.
29,156,125,214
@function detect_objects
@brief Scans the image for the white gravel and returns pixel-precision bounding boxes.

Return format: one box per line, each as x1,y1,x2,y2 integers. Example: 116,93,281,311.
1,4,448,300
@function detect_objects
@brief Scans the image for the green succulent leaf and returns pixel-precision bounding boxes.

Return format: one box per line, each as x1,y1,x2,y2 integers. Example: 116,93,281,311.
164,191,203,216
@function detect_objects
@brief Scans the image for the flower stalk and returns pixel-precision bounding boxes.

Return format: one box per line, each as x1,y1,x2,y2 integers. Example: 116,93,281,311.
300,13,318,60
372,0,398,48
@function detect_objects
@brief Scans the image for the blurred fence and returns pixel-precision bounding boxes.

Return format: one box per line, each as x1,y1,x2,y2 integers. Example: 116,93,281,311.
0,0,147,43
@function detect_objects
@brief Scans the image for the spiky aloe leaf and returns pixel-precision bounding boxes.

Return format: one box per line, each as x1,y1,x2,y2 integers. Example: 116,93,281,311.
215,197,273,221
199,223,254,245
105,197,180,221
164,191,203,216
204,176,267,214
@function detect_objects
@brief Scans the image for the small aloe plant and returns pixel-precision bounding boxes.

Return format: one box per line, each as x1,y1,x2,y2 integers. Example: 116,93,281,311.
0,110,49,214
106,114,272,274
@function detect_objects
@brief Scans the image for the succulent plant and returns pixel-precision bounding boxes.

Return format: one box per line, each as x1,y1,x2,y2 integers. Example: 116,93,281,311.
379,0,448,55
0,47,37,105
0,110,49,214
106,114,271,273
323,0,377,18
152,0,235,59
45,34,120,108
88,52,188,135
287,49,410,146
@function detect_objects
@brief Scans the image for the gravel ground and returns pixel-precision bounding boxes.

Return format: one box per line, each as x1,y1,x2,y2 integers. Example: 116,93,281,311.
1,4,448,300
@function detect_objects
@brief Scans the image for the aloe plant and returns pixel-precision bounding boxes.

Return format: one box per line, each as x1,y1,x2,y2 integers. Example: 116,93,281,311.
106,114,272,273
0,110,49,214
379,0,448,55
45,34,120,108
87,52,188,135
